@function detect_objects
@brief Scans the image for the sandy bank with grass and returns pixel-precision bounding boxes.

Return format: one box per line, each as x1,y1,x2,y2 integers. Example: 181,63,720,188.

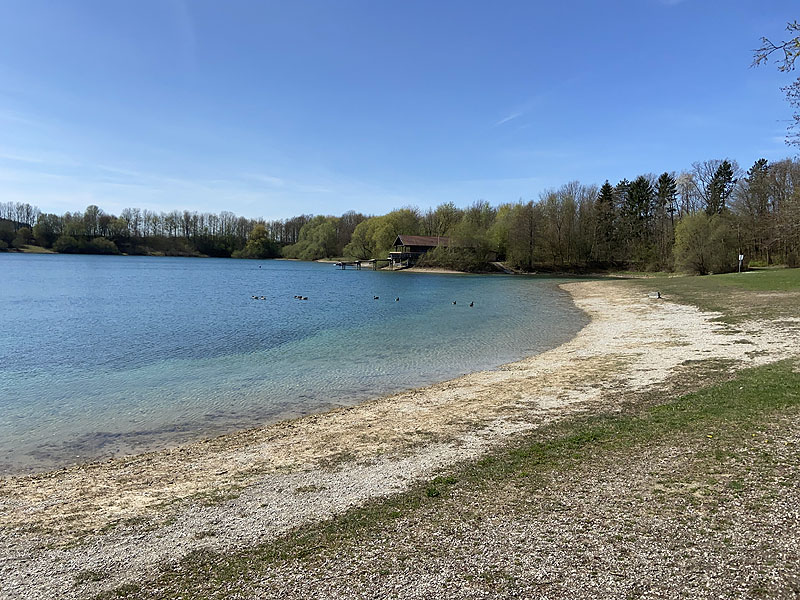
399,265,468,274
1,278,797,599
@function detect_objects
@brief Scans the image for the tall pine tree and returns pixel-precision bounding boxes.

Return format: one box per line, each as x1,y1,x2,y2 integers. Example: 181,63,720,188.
619,176,655,267
594,180,616,263
706,160,735,215
654,172,678,268
625,176,654,240
740,158,772,262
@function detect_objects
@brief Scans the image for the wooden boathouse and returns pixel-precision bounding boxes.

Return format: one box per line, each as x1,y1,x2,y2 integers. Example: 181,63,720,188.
389,235,450,268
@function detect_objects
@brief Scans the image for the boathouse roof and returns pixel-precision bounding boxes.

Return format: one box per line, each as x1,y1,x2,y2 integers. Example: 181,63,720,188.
392,235,450,248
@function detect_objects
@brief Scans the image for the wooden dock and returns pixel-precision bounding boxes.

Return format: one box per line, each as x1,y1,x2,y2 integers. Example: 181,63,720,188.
335,259,392,270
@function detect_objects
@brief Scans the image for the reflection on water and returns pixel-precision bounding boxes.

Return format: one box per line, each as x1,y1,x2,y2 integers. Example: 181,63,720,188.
0,254,587,474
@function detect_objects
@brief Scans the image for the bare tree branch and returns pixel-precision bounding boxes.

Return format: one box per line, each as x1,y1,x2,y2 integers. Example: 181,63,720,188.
752,20,800,71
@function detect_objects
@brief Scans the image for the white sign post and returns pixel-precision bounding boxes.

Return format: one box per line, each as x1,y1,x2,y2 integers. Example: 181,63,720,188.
738,254,744,273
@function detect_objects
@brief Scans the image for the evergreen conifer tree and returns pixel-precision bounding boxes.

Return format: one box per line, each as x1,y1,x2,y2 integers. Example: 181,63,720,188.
594,181,616,263
706,160,736,215
655,172,678,217
625,176,655,239
654,172,678,268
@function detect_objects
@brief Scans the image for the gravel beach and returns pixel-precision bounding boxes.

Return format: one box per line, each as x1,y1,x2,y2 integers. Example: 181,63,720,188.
1,279,797,600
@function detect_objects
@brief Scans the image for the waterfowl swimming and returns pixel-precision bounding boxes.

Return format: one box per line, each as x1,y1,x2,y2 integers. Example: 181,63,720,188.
395,297,399,302
373,296,379,300
452,301,457,305
469,301,474,307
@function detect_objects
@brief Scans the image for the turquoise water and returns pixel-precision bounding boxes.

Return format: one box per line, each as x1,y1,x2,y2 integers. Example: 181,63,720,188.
0,254,587,474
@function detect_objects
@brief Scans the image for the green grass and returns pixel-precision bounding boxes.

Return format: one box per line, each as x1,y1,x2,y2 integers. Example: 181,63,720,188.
624,267,800,323
607,269,674,278
691,267,800,291
17,244,55,253
100,359,800,599
468,359,799,484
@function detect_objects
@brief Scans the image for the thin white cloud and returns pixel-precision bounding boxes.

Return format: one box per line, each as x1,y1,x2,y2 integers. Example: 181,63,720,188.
242,173,287,187
0,152,394,219
0,151,46,164
242,172,337,195
495,111,523,126
0,102,53,125
493,79,583,129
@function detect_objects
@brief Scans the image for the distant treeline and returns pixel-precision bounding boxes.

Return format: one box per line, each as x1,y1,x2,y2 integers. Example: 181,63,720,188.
2,156,799,274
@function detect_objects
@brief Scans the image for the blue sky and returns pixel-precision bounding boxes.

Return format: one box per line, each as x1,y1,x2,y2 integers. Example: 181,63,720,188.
0,1,796,220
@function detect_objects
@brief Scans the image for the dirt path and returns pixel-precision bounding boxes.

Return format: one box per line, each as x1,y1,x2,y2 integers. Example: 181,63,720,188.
1,280,796,599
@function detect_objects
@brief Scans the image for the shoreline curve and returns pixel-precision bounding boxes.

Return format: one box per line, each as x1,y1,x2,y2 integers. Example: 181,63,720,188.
1,279,797,599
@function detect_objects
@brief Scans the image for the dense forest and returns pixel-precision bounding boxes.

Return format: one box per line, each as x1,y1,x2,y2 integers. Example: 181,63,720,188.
2,156,799,274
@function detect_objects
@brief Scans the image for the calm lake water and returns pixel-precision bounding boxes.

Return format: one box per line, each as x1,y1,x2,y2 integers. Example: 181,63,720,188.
0,254,587,474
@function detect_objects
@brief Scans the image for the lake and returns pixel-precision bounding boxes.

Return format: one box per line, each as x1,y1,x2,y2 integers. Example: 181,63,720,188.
0,254,588,474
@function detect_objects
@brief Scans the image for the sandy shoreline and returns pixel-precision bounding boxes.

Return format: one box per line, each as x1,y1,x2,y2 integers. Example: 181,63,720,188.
1,279,797,599
314,259,469,274
400,265,471,274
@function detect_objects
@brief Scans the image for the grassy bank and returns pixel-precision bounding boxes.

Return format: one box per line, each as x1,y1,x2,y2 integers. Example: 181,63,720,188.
92,270,800,599
94,360,800,599
624,267,800,323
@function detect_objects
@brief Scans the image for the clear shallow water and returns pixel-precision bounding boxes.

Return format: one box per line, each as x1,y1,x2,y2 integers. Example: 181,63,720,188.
0,254,587,474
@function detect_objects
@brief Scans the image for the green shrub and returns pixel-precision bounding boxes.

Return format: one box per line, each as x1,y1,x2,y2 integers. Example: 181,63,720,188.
11,226,32,248
415,246,487,272
282,217,338,260
88,237,120,254
673,213,737,275
234,225,280,259
53,235,81,253
0,221,13,245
